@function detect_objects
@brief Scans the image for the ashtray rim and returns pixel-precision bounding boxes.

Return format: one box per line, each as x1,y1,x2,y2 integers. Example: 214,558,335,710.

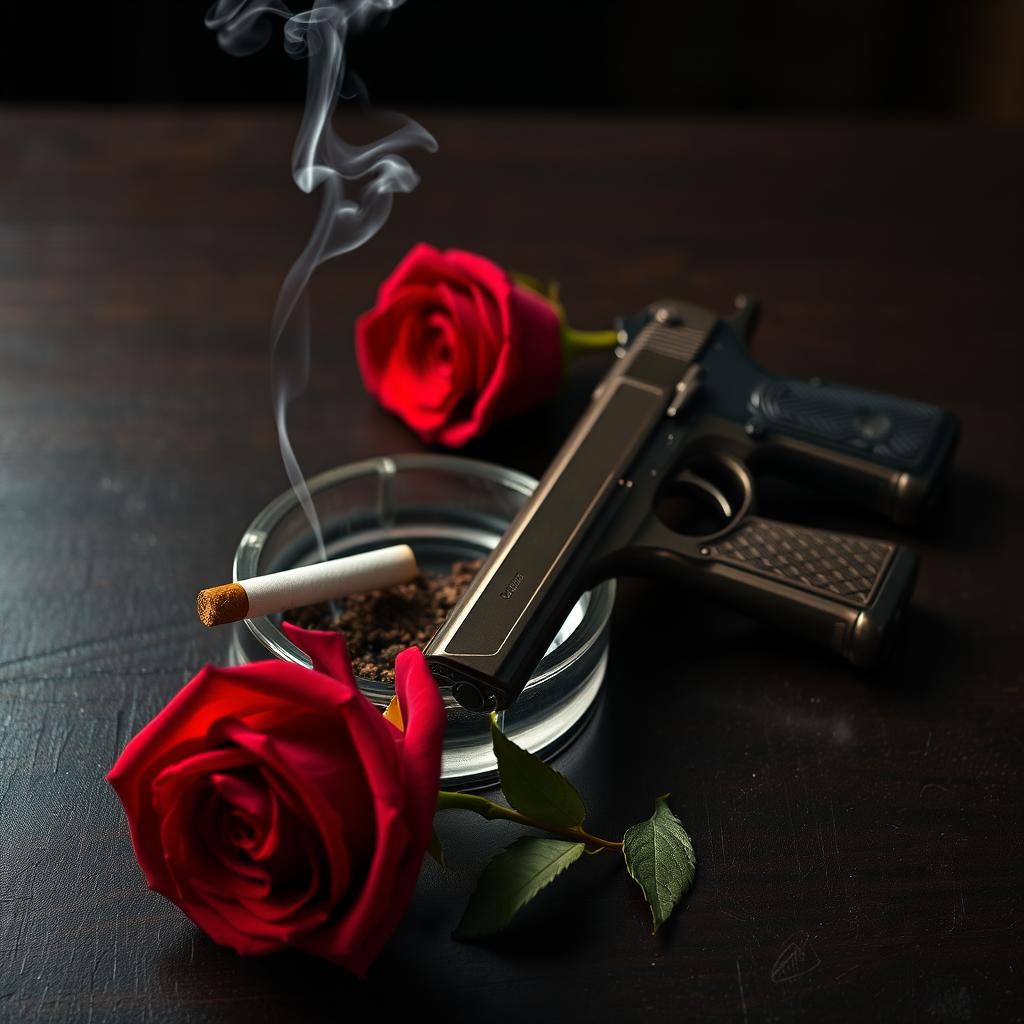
232,452,616,703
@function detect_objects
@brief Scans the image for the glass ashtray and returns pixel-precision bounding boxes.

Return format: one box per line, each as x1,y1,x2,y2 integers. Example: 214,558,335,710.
229,454,615,790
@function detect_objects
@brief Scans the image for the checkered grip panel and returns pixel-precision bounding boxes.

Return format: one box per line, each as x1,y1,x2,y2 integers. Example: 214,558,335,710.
708,518,893,606
751,379,941,468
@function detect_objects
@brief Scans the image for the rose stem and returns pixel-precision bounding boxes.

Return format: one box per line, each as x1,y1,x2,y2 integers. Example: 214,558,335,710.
561,326,619,358
436,791,623,851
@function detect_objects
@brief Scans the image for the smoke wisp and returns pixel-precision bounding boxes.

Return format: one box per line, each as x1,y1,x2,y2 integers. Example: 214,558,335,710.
206,0,436,559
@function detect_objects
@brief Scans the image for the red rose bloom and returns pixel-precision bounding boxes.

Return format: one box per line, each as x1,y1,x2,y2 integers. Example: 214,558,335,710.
355,242,564,446
106,623,445,978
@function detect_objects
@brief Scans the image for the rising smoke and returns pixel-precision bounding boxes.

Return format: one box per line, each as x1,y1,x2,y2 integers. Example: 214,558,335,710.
206,0,436,559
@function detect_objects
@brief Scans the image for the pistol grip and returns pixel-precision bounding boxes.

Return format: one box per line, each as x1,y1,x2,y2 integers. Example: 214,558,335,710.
703,516,917,666
748,376,958,525
635,516,917,667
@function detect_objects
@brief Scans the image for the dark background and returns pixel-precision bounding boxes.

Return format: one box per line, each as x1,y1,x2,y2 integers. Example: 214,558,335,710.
2,0,1023,120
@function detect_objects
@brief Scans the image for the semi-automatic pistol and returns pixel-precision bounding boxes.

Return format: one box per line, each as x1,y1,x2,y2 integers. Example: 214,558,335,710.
425,296,959,712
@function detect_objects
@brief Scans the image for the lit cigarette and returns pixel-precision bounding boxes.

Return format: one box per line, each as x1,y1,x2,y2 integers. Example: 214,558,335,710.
196,544,418,627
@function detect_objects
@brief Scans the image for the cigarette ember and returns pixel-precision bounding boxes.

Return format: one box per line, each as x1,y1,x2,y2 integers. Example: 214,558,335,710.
196,544,418,627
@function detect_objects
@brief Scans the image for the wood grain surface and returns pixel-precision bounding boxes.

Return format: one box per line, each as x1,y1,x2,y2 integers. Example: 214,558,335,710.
0,110,1020,1022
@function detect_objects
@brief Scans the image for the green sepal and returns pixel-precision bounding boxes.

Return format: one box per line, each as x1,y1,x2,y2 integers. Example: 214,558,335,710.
453,836,586,941
490,714,587,828
622,794,696,933
510,271,563,313
511,271,616,380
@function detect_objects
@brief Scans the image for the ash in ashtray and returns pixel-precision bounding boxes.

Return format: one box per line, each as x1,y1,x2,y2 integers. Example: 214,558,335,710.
284,558,483,684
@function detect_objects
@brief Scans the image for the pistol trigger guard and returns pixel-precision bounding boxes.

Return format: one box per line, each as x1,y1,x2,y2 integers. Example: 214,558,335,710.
629,514,700,561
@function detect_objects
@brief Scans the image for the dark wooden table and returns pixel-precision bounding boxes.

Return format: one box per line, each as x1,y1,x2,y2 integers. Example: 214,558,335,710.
1,110,1021,1022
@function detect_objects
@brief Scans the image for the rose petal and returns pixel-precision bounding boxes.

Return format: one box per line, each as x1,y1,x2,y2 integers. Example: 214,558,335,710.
297,801,410,978
299,647,444,977
216,716,360,908
376,243,498,307
355,284,444,397
393,648,446,854
375,242,449,305
108,660,363,801
125,745,253,894
393,317,454,411
280,621,353,682
437,283,563,447
151,752,311,910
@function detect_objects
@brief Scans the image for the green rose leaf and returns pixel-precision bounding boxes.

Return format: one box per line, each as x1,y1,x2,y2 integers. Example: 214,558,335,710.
490,715,587,828
453,836,586,941
622,794,696,933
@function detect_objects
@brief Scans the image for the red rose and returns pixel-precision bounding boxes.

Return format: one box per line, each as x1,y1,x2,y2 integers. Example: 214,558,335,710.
355,242,565,446
106,623,445,978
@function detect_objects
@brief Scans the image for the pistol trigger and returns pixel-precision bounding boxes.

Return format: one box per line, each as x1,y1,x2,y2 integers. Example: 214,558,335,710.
674,470,734,520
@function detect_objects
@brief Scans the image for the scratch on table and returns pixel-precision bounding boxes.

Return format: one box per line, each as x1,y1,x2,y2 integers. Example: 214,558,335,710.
701,777,717,884
33,983,51,1024
736,958,749,1024
771,932,822,982
920,783,952,798
817,822,831,896
830,796,841,865
86,940,108,1024
51,725,72,774
110,909,119,985
829,795,850,907
28,709,48,773
924,730,933,757
0,637,111,674
114,688,141,760
785,783,803,877
946,884,962,937
0,620,195,677
12,860,41,978
719,906,750,923
0,771,15,812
